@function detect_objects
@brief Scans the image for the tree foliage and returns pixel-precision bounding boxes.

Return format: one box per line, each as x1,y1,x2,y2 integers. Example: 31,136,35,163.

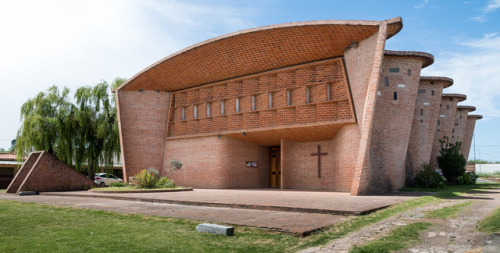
16,78,125,180
437,136,467,185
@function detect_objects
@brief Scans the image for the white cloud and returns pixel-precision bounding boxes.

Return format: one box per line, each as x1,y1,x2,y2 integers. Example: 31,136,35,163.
423,33,500,119
0,0,257,148
485,0,500,12
414,0,430,9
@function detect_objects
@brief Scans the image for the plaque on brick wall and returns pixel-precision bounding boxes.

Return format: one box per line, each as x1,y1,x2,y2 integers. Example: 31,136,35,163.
252,162,258,167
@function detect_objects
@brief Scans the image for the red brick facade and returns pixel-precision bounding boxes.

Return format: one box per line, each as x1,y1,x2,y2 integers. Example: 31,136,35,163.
115,17,480,195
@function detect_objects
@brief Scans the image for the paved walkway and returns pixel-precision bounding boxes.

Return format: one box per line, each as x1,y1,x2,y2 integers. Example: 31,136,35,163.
0,189,422,235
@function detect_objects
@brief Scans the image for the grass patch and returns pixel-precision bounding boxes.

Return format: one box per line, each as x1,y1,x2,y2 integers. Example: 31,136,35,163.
478,206,500,233
425,201,473,219
0,189,6,194
292,183,500,250
89,186,190,192
0,200,299,252
349,222,432,253
399,187,441,192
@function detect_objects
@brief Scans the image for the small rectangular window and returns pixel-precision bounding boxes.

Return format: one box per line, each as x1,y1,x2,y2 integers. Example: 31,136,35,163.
306,87,311,103
384,76,389,87
326,83,331,101
389,68,400,73
206,102,211,117
420,108,424,115
221,100,225,115
268,92,273,108
251,95,256,111
437,119,440,126
407,69,411,76
286,90,291,106
431,90,435,96
393,92,397,100
235,98,240,113
446,104,450,110
440,103,442,108
418,89,426,93
193,105,198,119
181,107,186,121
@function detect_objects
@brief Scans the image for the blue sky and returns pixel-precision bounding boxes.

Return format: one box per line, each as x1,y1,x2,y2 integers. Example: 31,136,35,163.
1,0,499,161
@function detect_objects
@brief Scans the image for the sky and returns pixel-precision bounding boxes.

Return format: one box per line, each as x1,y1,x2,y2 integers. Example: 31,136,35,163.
1,0,500,161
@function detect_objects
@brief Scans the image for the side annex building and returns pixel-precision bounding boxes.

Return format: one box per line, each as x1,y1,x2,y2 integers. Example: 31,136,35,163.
115,17,481,195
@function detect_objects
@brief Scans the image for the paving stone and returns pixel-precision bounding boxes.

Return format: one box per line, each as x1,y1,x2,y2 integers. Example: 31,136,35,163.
18,191,37,196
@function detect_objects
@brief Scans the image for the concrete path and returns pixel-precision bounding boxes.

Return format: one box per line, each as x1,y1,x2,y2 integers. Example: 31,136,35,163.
0,189,422,235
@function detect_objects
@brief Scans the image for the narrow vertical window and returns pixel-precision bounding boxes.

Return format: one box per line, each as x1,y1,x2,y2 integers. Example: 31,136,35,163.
431,90,435,96
268,92,273,108
235,98,240,113
384,76,389,87
460,114,462,119
181,107,186,121
452,128,455,133
306,86,310,103
437,120,440,126
193,105,198,119
326,83,331,100
206,102,211,117
393,92,397,100
286,90,291,106
440,103,443,108
251,95,256,111
420,108,424,116
446,104,450,110
221,100,225,115
407,69,411,76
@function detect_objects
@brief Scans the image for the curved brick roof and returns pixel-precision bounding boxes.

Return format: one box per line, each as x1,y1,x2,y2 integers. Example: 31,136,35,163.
116,17,403,92
442,93,467,102
468,114,483,119
457,105,476,112
384,50,434,68
419,76,453,88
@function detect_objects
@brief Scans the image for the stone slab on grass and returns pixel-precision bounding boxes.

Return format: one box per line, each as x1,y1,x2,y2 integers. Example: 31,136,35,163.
196,223,234,236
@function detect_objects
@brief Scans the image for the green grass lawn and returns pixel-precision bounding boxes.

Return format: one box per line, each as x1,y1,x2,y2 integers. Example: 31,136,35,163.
0,200,299,253
478,206,500,233
425,201,473,219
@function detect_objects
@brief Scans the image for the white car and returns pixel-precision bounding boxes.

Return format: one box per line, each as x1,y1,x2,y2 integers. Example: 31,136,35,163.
94,173,123,187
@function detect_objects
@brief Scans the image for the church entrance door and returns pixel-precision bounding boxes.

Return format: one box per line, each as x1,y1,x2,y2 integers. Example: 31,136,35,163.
269,146,281,188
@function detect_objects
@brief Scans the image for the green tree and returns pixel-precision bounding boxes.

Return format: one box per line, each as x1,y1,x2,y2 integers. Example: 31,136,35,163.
16,86,75,165
16,78,125,180
437,136,466,185
73,78,123,180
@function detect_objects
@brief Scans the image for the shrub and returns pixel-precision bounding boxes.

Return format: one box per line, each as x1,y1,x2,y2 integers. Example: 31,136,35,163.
135,168,160,189
156,177,176,188
415,163,446,189
109,182,125,187
456,171,477,185
437,136,467,185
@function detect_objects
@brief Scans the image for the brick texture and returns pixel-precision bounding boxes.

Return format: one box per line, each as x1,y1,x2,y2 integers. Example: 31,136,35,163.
462,115,482,160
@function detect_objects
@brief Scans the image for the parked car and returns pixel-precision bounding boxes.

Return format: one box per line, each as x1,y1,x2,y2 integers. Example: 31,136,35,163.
94,173,123,187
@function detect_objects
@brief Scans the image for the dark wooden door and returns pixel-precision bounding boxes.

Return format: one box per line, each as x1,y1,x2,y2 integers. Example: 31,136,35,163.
269,147,281,188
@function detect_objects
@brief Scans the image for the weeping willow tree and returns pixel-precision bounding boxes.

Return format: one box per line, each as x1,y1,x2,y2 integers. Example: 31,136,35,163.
16,86,75,165
73,78,123,180
16,78,125,180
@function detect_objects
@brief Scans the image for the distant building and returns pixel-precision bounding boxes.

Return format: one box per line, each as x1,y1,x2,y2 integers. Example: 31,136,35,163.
114,17,481,195
0,152,21,188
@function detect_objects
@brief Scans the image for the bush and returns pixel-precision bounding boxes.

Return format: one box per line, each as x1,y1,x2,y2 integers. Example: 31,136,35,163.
456,171,477,185
109,182,125,187
437,137,467,185
135,168,160,189
156,177,176,188
415,163,446,189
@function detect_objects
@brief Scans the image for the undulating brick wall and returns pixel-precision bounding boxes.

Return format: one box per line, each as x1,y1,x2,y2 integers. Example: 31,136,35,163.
430,96,462,168
369,56,423,192
281,124,359,191
405,79,445,185
116,90,170,181
452,108,469,143
163,136,269,188
462,116,480,160
6,152,41,193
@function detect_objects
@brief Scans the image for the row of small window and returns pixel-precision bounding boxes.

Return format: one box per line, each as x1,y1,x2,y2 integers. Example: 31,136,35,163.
180,86,333,121
388,68,412,76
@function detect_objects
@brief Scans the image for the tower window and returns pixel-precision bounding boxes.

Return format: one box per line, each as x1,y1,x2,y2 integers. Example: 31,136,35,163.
420,108,424,115
407,69,411,76
193,105,198,119
306,86,311,103
286,90,291,106
389,68,400,73
326,83,331,100
235,98,240,113
393,92,398,100
206,102,211,117
418,89,426,93
384,76,389,87
221,100,225,115
181,107,186,121
268,92,273,108
431,90,435,96
251,95,256,111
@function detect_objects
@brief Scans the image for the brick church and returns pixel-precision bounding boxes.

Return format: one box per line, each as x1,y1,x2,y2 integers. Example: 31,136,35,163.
114,17,481,195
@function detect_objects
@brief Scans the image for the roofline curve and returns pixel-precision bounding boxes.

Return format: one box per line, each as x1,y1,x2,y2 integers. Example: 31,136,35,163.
114,17,403,92
384,50,434,68
442,93,467,102
468,114,483,119
419,76,454,88
457,105,476,112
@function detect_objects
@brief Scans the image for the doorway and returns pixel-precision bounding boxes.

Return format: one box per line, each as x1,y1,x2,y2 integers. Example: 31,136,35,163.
269,146,281,188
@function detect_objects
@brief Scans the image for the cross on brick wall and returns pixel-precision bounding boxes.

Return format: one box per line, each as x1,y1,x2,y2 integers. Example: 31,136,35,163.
311,145,328,178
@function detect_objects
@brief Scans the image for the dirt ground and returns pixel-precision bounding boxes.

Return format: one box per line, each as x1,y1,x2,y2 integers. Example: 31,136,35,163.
302,187,500,253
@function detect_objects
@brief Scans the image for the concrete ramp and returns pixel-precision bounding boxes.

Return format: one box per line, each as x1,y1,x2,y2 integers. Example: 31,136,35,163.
6,151,95,193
